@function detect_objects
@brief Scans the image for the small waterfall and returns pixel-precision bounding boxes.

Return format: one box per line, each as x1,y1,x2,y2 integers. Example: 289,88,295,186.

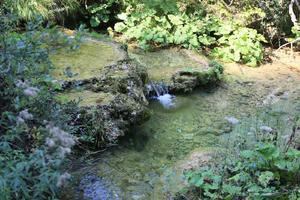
147,81,175,109
147,81,169,97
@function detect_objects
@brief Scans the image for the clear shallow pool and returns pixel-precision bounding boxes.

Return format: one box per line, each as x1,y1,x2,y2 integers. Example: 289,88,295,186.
69,81,271,199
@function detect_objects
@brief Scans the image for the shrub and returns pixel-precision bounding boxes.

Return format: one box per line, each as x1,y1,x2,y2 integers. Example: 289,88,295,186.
113,4,218,50
83,0,122,28
181,103,300,200
184,143,300,199
212,25,266,67
0,14,79,199
3,0,79,21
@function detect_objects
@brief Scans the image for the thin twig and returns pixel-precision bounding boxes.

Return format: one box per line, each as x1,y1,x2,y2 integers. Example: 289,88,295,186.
276,38,300,51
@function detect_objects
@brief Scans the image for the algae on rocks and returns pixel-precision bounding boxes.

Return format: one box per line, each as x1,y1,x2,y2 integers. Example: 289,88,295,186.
52,38,150,148
51,35,223,148
128,47,224,93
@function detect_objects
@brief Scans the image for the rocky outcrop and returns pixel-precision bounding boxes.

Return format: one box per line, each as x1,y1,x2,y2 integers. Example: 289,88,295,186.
170,61,224,93
51,36,223,148
51,38,150,148
129,48,223,94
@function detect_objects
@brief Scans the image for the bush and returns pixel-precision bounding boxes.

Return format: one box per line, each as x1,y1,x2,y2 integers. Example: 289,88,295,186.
83,0,122,28
184,144,300,199
113,2,266,66
181,104,300,200
3,0,79,21
212,25,266,67
0,14,79,199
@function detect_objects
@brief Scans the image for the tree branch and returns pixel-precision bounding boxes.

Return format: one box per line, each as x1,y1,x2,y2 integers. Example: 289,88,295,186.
276,38,300,51
289,0,298,25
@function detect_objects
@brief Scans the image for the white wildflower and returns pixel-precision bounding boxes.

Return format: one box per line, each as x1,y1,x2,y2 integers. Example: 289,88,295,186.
16,116,25,125
45,124,76,158
24,87,40,97
45,138,55,148
260,126,273,133
19,109,33,120
15,80,29,88
58,147,71,158
56,172,71,187
225,116,240,125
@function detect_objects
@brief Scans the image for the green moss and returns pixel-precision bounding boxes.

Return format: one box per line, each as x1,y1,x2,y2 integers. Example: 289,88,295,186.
51,39,126,81
128,48,208,82
56,90,114,107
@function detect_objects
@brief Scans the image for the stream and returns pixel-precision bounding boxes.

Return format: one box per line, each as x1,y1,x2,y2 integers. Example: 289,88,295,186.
55,38,300,200
69,80,298,199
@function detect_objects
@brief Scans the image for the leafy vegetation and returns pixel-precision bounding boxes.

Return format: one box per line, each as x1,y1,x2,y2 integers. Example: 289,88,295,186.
0,14,80,199
3,0,78,21
113,1,268,66
180,104,300,200
184,144,300,199
212,25,266,67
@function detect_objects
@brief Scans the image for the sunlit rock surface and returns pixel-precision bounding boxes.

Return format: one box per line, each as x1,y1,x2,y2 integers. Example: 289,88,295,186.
129,47,223,93
51,38,127,81
52,38,149,146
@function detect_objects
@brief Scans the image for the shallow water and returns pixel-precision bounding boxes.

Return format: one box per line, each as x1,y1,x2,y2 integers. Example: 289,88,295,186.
71,82,269,199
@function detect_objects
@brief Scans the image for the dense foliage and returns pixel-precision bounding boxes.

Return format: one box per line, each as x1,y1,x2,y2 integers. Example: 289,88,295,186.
113,1,267,66
0,14,80,199
181,106,300,200
185,144,300,199
3,0,300,66
3,0,78,21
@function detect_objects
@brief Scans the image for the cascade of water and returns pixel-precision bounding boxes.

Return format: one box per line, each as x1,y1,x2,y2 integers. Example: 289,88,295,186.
149,81,169,97
147,81,175,109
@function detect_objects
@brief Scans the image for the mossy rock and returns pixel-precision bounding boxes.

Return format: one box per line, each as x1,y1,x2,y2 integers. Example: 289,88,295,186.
171,61,224,93
52,37,150,148
56,90,114,107
51,38,127,82
129,48,223,93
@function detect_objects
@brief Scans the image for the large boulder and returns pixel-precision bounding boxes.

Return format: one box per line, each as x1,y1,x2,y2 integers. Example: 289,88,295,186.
51,38,150,148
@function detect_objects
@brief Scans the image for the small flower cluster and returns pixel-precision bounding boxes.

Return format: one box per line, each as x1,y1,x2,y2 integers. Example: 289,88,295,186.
45,124,76,159
16,109,33,125
24,87,40,97
260,125,273,133
56,172,71,187
225,116,240,125
16,80,40,97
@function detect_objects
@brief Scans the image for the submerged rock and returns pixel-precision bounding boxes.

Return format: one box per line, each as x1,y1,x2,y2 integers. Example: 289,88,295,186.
79,174,121,200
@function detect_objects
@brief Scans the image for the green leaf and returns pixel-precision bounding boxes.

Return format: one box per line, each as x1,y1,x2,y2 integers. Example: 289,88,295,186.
256,144,280,160
167,14,183,25
223,184,242,195
258,171,274,187
117,13,127,21
114,22,126,32
90,16,101,27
